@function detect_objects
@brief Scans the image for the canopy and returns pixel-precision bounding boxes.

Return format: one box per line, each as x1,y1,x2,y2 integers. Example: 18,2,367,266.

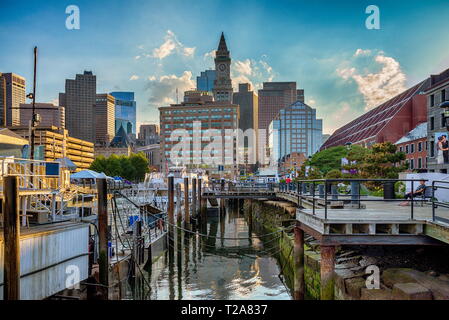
56,157,77,170
71,169,112,180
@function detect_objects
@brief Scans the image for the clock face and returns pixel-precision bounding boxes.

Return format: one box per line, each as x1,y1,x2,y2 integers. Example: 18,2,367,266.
218,63,226,71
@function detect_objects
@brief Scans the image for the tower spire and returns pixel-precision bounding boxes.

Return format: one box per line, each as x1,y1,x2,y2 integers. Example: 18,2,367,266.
217,32,228,52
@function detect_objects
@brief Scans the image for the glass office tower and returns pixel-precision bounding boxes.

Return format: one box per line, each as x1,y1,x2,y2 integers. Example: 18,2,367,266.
110,91,137,136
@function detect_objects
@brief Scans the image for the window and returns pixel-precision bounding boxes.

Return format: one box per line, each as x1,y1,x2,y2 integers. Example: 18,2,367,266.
410,159,414,170
442,113,447,128
418,158,422,169
405,145,409,154
430,117,435,130
430,94,435,107
418,142,422,152
410,143,415,153
399,146,403,153
430,141,435,157
442,89,446,102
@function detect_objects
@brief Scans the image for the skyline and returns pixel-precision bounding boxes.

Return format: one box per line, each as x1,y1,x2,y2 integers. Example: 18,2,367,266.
1,0,449,134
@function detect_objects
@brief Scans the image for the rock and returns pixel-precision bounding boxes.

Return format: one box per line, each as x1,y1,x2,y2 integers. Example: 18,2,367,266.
382,268,417,288
335,262,359,270
359,256,378,267
361,288,392,300
426,270,439,277
392,283,432,300
344,277,367,299
437,274,449,282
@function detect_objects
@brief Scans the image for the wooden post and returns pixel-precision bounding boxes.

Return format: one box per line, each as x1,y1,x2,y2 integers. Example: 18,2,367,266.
184,177,190,228
133,220,143,272
192,178,197,218
3,176,20,300
176,183,182,223
293,225,305,300
198,177,207,221
97,178,109,299
167,175,175,259
320,245,335,300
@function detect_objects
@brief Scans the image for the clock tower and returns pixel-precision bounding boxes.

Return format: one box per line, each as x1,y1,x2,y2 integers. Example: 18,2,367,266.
213,32,233,102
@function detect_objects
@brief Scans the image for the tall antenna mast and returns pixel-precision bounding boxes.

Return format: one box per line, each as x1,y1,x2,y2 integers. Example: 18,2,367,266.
176,88,179,104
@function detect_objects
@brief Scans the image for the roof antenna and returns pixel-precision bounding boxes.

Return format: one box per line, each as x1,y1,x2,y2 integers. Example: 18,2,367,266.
176,88,179,104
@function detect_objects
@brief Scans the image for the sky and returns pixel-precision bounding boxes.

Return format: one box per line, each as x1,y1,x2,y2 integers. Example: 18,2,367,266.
1,0,449,134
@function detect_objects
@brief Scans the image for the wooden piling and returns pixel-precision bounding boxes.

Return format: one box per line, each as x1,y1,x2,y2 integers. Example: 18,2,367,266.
293,225,305,300
96,178,109,300
192,178,197,218
3,176,20,300
184,177,190,228
320,245,335,300
168,175,175,259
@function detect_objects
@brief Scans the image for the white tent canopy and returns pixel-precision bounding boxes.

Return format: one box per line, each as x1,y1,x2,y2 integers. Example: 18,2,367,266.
71,169,112,180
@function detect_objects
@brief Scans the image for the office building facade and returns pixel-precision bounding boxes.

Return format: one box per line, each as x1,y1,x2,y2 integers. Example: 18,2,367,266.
110,91,137,137
159,101,239,174
95,93,116,146
269,100,323,163
19,103,65,128
138,124,160,145
233,83,258,133
59,71,97,143
425,68,449,173
0,72,26,126
197,70,216,92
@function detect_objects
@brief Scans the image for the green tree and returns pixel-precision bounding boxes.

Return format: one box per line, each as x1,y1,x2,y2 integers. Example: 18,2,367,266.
89,152,150,181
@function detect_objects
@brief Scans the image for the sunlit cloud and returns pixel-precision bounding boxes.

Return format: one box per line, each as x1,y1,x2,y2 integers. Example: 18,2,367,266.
151,30,196,60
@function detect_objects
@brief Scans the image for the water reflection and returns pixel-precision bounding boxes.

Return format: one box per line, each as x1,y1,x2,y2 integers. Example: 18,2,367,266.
139,200,291,300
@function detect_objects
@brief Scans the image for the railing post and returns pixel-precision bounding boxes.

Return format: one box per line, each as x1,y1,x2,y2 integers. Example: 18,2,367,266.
3,176,20,300
324,181,328,219
96,178,109,300
432,181,436,221
411,180,414,220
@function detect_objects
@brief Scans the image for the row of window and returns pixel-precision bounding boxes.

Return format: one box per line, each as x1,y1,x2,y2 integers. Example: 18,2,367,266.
399,141,426,154
429,88,447,107
403,157,425,170
162,108,235,115
429,114,447,130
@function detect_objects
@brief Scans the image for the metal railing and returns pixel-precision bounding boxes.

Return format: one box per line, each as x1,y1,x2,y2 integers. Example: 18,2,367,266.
431,180,449,224
278,178,437,220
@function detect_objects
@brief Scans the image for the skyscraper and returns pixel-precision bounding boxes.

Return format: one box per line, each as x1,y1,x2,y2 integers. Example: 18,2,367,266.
59,71,97,142
233,83,258,133
258,82,304,133
110,91,137,137
197,70,216,92
0,72,26,126
213,33,233,102
19,103,65,128
138,124,160,145
94,94,115,146
269,100,323,162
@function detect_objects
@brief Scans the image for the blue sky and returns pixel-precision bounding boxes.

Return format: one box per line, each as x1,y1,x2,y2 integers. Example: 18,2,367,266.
1,0,449,134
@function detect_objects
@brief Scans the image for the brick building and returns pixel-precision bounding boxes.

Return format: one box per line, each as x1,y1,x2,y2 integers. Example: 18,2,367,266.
321,79,430,150
395,122,428,171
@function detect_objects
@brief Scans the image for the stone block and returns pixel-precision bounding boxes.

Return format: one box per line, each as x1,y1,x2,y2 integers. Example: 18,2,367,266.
344,277,367,299
392,283,432,300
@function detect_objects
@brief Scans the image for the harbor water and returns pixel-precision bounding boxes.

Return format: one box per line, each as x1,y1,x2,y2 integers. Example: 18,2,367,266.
128,200,292,300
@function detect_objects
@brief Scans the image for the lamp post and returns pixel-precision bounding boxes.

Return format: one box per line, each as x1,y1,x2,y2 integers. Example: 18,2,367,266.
440,101,449,131
26,47,38,160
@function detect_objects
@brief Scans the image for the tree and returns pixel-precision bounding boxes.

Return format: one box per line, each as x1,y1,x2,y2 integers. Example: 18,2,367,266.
89,152,150,181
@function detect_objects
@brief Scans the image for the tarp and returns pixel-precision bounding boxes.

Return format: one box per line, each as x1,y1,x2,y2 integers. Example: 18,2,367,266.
56,157,77,170
71,169,112,180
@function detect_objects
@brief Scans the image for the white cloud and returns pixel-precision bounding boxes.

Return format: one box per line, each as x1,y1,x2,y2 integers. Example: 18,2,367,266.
354,49,371,57
151,30,196,60
145,71,195,105
231,57,276,90
337,50,406,110
135,55,141,60
204,50,216,60
49,98,59,106
129,75,139,81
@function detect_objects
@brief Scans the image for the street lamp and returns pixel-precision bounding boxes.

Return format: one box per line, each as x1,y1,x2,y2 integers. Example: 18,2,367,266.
439,101,449,131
